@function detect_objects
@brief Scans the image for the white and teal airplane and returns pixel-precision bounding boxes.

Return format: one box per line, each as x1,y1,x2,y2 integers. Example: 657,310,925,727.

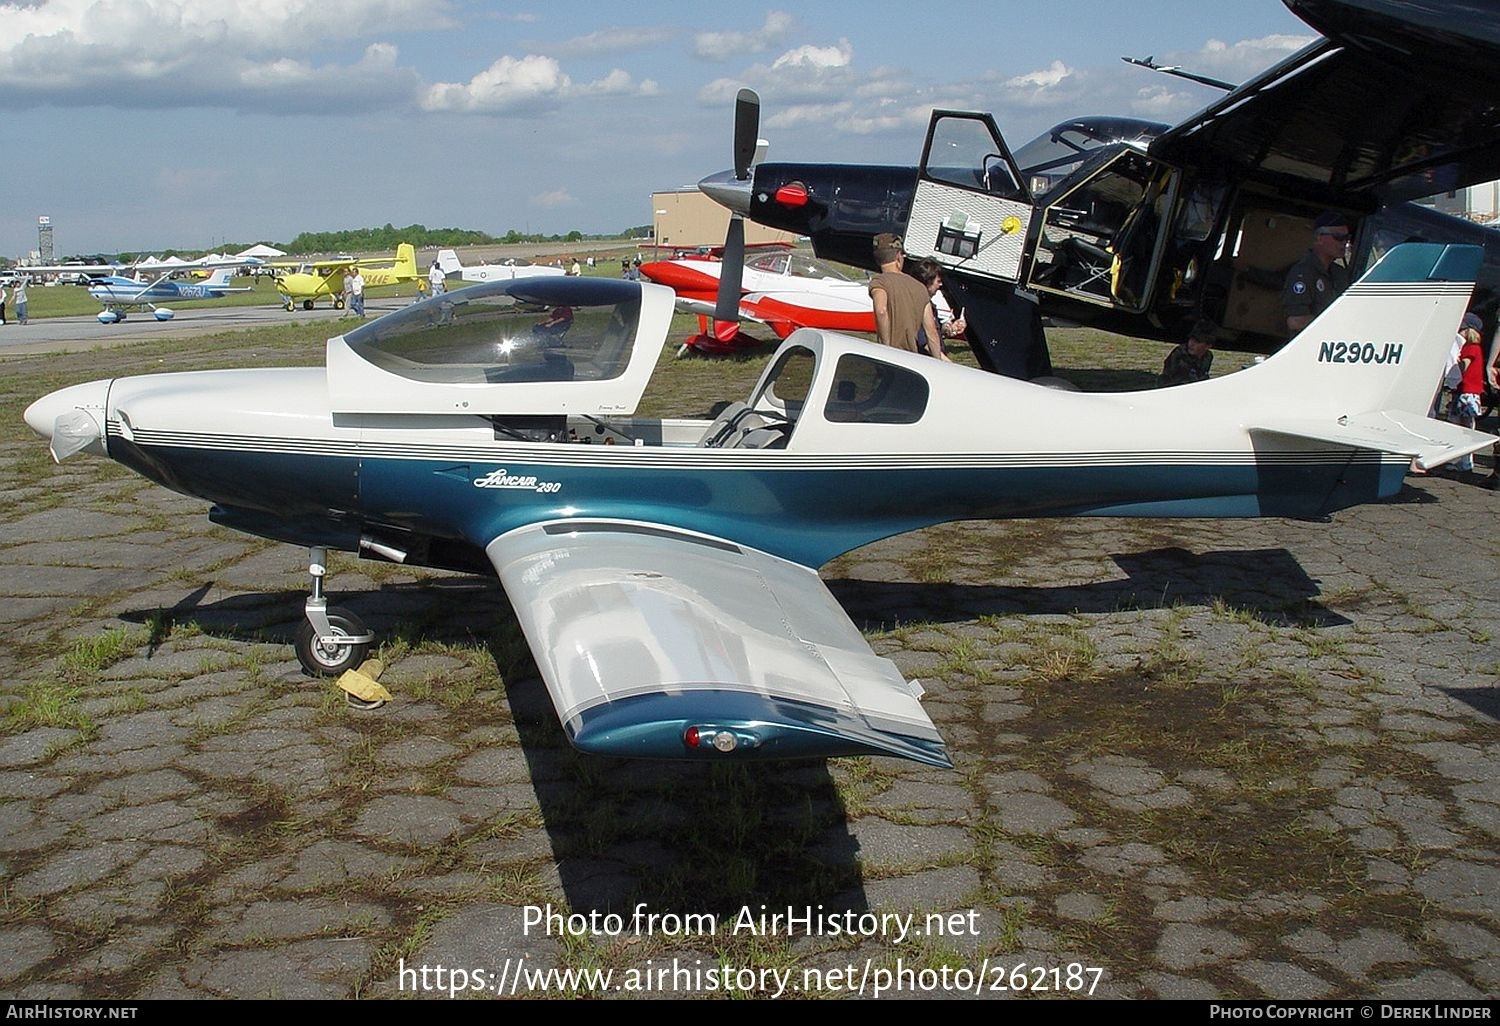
24,257,259,322
24,244,1494,769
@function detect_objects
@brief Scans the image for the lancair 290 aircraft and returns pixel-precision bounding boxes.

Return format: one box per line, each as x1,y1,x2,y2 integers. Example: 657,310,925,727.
23,243,1494,768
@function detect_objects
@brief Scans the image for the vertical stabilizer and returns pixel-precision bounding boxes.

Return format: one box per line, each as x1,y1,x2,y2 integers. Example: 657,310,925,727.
393,243,418,279
1218,243,1479,420
1232,243,1492,469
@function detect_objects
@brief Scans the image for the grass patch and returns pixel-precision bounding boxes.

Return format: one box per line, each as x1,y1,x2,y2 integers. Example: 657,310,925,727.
58,627,146,678
4,678,96,735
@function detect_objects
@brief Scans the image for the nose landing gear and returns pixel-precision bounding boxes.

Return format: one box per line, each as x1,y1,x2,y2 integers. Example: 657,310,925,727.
294,547,376,694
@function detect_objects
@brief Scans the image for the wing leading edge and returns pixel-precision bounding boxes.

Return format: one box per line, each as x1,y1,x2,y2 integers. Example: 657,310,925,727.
486,520,951,768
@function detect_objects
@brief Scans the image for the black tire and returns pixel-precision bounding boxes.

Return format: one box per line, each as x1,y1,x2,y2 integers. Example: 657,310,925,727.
303,299,315,311
294,605,371,678
334,297,345,310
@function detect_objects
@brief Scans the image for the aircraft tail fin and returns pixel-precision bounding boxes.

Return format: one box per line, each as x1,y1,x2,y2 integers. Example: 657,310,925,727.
203,267,236,288
393,243,417,280
435,248,462,274
1225,243,1491,466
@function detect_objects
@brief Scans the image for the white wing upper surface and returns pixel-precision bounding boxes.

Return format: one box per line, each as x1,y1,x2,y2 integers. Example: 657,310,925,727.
486,520,950,767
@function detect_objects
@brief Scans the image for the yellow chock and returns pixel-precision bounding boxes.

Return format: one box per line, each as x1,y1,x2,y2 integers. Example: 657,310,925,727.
338,658,392,705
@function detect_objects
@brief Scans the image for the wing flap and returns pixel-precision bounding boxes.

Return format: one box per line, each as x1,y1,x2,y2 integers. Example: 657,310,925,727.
486,520,950,767
1253,410,1495,471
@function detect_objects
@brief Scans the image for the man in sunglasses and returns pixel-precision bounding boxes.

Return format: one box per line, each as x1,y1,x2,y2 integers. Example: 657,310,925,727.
1282,211,1353,335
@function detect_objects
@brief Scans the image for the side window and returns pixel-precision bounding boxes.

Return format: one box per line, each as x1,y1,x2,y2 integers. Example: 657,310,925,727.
823,354,929,425
754,346,816,420
924,116,1025,201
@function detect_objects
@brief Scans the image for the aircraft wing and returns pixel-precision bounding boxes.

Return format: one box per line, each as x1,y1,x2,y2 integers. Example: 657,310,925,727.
485,520,951,767
277,255,403,270
1151,0,1500,205
20,257,259,274
1252,409,1496,471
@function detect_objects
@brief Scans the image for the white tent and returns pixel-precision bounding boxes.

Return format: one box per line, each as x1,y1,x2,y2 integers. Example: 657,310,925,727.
236,243,287,259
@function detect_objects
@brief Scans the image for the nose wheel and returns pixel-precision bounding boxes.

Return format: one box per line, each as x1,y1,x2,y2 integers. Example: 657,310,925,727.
295,547,375,679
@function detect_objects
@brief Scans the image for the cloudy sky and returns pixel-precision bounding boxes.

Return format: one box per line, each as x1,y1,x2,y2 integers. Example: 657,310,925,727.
1,0,1315,257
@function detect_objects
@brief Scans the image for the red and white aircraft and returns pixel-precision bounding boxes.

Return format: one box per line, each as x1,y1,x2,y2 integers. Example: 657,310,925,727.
641,247,879,354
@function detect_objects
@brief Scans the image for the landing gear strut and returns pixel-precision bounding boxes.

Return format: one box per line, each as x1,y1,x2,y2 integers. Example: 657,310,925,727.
294,546,374,685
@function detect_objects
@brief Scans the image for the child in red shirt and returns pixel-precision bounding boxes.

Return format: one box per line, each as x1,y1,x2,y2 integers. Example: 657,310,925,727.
1451,318,1486,472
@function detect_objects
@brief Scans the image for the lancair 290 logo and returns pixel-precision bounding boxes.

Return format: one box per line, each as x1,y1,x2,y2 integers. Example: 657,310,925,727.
473,469,562,494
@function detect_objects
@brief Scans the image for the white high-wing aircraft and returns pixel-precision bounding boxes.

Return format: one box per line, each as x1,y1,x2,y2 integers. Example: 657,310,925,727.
24,245,1493,768
20,256,261,322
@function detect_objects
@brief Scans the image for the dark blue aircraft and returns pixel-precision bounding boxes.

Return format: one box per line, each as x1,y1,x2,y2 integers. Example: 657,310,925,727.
701,0,1500,379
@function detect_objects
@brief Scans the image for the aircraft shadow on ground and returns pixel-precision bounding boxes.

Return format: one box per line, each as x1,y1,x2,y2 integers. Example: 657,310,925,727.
121,578,870,919
828,546,1350,629
116,543,1348,915
1439,687,1500,723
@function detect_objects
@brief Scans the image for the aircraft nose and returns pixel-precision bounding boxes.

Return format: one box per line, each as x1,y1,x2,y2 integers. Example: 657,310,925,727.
698,169,752,215
24,379,111,461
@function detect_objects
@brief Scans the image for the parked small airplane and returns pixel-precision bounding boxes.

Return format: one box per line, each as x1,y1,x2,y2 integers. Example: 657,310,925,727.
10,257,260,323
434,248,566,285
24,243,1492,767
701,0,1500,379
274,244,419,311
641,247,878,354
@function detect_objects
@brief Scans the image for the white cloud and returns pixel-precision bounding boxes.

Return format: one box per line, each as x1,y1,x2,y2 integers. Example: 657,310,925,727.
1004,60,1073,90
423,57,659,113
693,11,793,61
1129,84,1194,119
422,54,569,113
764,102,853,130
550,26,676,58
1191,33,1316,82
0,0,448,110
770,40,852,71
531,189,576,208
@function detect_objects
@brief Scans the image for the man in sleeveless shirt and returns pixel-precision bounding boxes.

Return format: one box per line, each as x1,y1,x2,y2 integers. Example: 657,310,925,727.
869,233,943,356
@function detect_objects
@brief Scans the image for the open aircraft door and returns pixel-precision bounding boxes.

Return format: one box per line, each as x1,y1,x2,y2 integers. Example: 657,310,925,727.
903,111,1035,284
1024,149,1178,313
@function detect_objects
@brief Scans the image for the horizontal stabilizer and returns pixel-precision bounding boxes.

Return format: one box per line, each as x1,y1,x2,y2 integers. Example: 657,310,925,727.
1253,410,1495,471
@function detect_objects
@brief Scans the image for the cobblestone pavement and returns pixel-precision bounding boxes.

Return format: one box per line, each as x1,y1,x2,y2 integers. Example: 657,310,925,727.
0,416,1495,998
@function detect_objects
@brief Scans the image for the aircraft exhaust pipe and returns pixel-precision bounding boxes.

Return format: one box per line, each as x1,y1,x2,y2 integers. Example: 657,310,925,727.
359,535,408,564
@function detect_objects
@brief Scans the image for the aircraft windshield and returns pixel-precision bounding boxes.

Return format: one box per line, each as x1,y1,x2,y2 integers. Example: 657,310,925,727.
1012,118,1169,175
746,251,857,281
341,278,642,385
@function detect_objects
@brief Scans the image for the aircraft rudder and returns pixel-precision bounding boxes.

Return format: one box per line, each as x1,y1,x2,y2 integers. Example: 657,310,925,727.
436,248,462,273
394,243,417,278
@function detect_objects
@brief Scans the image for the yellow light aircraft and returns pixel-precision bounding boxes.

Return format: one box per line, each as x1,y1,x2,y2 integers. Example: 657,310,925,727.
273,244,419,311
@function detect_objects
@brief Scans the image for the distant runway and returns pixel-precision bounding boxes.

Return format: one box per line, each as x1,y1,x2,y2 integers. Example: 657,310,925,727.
0,297,409,357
